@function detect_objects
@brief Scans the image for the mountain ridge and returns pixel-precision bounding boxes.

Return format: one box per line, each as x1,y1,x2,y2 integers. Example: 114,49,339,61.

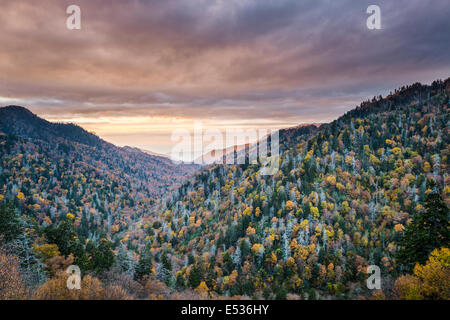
0,105,109,149
0,78,448,300
0,106,199,243
130,77,449,299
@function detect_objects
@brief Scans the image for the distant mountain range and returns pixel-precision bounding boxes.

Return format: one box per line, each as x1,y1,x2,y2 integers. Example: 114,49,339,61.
194,123,323,165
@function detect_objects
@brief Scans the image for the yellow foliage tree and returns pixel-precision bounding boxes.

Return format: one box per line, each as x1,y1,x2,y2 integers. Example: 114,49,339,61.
326,176,336,186
412,247,450,299
395,248,450,300
33,244,60,262
310,206,319,220
242,207,253,216
299,219,309,231
251,243,264,256
195,281,209,299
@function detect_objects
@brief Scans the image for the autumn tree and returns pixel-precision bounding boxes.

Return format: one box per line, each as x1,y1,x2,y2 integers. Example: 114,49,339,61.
394,248,450,300
104,285,132,300
34,272,105,300
195,281,209,299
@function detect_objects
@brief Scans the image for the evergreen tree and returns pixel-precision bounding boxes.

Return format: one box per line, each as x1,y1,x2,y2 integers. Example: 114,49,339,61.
275,285,287,300
188,264,202,289
89,239,115,273
44,220,79,257
396,184,450,271
161,251,172,271
116,244,135,277
0,202,22,244
134,248,153,281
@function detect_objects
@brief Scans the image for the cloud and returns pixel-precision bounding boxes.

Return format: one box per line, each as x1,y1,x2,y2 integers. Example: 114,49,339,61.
0,0,449,152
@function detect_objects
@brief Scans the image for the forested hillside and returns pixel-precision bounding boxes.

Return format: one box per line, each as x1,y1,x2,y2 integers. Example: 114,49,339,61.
129,79,449,299
0,108,198,289
0,79,448,300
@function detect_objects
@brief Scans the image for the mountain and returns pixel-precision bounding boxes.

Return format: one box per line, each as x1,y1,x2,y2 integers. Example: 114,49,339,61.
124,146,170,160
195,143,250,165
0,79,448,300
129,78,449,299
0,106,199,240
0,106,106,148
194,123,322,165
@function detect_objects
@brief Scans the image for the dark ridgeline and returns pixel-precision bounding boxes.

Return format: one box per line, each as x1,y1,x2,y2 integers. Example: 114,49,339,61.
0,106,105,148
0,105,199,193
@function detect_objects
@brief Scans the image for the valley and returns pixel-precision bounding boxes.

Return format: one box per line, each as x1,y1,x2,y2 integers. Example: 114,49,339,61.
1,79,448,300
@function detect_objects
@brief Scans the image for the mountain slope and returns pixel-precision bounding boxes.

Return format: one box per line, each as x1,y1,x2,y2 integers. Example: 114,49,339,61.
0,107,199,241
0,106,106,148
132,78,449,299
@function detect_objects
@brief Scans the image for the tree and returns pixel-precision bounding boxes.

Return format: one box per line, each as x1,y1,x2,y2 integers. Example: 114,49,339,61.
195,281,209,299
396,185,450,271
12,225,47,286
394,274,423,300
44,219,90,272
33,244,60,262
44,220,81,258
115,244,135,278
275,285,287,300
0,202,22,244
161,251,172,271
89,239,115,273
143,277,170,299
157,251,173,285
134,248,153,281
412,247,449,299
34,272,105,300
104,285,132,300
394,248,450,300
188,264,202,289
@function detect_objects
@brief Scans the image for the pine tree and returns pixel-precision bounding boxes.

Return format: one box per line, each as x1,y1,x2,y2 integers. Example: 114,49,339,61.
89,239,115,273
44,220,78,257
0,202,22,245
188,264,202,289
275,285,287,300
396,184,450,272
134,248,153,281
156,251,173,285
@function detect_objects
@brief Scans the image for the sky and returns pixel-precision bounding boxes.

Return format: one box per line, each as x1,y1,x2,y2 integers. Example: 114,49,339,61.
0,0,449,156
